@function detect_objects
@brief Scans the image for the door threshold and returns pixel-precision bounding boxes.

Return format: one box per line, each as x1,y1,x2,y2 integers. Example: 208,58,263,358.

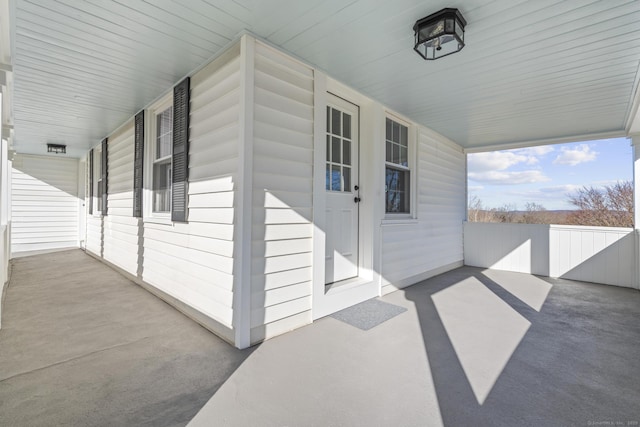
325,276,372,295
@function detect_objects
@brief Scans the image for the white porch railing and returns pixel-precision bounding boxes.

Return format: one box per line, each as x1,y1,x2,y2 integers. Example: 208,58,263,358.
464,222,638,289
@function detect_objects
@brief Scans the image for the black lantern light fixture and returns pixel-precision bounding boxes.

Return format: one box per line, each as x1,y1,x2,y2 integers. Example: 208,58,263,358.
413,8,466,60
47,143,66,154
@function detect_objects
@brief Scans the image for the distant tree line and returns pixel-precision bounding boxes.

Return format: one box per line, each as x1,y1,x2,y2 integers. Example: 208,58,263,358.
468,181,633,228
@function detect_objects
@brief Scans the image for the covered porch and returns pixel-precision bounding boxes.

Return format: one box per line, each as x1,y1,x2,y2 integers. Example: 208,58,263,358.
1,249,639,426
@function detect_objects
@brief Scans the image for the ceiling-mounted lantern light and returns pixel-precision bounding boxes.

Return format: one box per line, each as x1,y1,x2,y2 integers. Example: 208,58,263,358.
47,143,66,154
413,8,466,60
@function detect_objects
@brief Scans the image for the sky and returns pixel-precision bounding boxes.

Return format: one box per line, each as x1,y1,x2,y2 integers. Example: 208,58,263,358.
467,137,633,210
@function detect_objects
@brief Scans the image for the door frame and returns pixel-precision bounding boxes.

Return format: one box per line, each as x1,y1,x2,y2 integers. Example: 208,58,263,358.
311,72,383,320
324,93,360,285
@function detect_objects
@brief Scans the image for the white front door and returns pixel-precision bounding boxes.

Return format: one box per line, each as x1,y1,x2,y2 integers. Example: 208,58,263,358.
325,95,360,284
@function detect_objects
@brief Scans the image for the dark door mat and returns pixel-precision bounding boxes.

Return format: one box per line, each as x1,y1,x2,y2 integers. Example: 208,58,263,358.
331,298,408,331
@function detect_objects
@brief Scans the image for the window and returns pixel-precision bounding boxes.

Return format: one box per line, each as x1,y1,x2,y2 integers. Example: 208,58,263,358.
385,118,410,214
94,147,103,214
153,105,173,213
144,76,190,222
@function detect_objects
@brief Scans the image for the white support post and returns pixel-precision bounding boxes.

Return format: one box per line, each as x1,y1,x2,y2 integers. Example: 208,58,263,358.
233,34,255,349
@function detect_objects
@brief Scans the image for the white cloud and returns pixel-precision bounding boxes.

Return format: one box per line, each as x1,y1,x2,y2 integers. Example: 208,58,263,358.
468,170,551,185
515,146,555,156
467,151,528,173
553,144,597,166
468,145,555,173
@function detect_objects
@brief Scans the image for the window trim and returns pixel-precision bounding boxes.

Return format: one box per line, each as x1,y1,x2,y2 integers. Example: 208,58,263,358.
384,114,416,219
144,93,173,223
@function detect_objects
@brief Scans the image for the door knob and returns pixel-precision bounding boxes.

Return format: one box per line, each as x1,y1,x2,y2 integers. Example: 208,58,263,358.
354,197,361,203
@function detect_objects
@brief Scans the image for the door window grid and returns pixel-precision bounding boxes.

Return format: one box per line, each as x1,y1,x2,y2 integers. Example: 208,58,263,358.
326,106,352,192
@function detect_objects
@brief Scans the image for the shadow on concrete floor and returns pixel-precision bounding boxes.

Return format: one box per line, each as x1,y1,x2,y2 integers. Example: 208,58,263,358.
404,267,640,427
0,249,253,427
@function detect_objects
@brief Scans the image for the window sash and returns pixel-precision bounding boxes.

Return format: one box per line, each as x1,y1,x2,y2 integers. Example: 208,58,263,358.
385,117,411,215
152,106,173,214
385,166,410,214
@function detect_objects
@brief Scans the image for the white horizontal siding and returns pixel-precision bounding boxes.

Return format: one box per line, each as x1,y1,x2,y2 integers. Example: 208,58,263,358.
102,121,140,276
381,132,466,294
140,46,241,329
85,149,102,257
250,42,314,343
11,154,79,253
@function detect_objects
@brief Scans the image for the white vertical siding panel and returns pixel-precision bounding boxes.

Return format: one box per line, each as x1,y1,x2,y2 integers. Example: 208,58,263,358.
381,132,466,294
11,154,80,253
465,223,634,288
140,47,241,329
250,42,314,343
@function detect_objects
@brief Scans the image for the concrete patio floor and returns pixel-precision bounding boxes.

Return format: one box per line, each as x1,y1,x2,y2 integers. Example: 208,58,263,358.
1,250,640,426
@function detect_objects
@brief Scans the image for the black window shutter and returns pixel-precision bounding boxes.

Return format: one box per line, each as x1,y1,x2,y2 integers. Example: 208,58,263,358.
89,149,94,215
172,77,190,222
133,111,144,217
101,138,108,216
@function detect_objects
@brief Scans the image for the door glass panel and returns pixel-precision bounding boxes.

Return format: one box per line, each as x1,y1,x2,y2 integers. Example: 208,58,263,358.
332,137,341,163
343,167,351,192
343,140,351,165
326,164,330,191
332,108,341,135
343,113,351,139
331,165,341,191
326,135,331,161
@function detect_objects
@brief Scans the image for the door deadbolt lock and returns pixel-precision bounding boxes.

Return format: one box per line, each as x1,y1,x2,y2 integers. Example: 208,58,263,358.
354,185,359,191
354,197,362,203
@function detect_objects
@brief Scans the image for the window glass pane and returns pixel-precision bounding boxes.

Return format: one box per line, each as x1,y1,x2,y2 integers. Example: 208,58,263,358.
97,179,103,211
399,146,408,167
153,160,171,212
326,135,331,162
392,121,400,143
332,108,341,136
385,167,409,213
401,125,408,147
343,113,351,139
332,137,341,163
386,118,392,140
343,139,351,165
343,167,351,192
156,106,173,159
386,141,392,163
331,165,341,191
392,143,399,164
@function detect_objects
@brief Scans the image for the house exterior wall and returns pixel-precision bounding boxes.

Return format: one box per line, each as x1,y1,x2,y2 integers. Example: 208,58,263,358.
381,129,466,294
11,154,80,253
144,45,241,339
76,35,466,348
84,44,241,344
102,121,138,275
249,42,314,344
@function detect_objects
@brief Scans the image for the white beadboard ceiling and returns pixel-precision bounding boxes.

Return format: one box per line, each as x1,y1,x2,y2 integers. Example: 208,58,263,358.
9,0,640,157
